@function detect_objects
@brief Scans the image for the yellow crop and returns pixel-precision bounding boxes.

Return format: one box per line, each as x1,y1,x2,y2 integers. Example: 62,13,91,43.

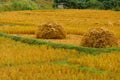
0,9,120,38
0,9,119,80
68,53,120,73
0,37,119,80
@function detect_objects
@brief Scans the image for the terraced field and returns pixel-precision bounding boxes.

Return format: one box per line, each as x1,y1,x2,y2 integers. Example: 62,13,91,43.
0,9,120,36
0,37,120,80
0,9,120,80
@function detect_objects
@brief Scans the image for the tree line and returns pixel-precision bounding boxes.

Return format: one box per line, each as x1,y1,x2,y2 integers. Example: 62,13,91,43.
0,0,120,11
54,0,120,11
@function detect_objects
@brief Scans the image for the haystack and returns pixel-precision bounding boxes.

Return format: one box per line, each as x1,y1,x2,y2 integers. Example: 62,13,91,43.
36,22,66,39
81,27,118,48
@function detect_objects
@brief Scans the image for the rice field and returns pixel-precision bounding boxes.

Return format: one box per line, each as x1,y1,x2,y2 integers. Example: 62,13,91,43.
0,37,120,80
0,9,120,36
0,9,120,80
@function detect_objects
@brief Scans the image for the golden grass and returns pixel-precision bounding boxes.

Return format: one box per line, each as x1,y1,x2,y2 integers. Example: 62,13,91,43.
0,37,119,80
0,9,120,79
68,53,120,73
0,37,77,65
0,9,120,37
0,26,36,34
0,64,119,80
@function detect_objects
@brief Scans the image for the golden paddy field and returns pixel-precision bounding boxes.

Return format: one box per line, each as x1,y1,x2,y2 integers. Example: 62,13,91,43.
0,9,120,45
0,9,120,80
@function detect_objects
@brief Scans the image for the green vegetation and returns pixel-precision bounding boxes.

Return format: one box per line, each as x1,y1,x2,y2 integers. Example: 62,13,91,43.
0,8,119,79
0,0,53,11
0,36,119,80
0,0,119,11
0,32,120,54
54,0,120,11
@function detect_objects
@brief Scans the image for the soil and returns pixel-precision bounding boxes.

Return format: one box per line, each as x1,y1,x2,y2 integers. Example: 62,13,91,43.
11,34,120,46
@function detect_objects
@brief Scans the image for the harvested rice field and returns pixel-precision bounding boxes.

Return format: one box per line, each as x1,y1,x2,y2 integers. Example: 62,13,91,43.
10,33,120,46
0,9,120,80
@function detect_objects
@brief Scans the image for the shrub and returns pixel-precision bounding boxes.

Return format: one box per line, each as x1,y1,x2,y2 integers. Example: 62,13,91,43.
81,27,118,48
0,0,39,11
113,6,120,11
36,22,66,39
0,3,13,11
87,0,104,9
54,0,120,10
11,0,39,10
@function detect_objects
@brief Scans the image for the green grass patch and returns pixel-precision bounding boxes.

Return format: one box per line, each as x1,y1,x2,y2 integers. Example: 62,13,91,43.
0,32,120,54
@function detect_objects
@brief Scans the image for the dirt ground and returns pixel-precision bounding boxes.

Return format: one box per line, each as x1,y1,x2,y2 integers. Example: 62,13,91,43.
12,34,120,46
13,34,82,46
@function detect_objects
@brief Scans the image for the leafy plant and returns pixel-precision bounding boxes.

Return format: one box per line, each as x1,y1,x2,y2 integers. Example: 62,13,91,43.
11,0,39,10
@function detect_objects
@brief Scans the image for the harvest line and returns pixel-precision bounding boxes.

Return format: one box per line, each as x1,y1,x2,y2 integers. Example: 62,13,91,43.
0,59,107,74
0,32,120,54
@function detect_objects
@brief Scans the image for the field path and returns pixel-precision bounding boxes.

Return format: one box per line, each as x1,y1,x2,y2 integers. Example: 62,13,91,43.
11,34,120,46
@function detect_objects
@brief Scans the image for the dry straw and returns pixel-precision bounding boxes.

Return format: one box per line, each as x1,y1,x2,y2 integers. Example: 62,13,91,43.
81,27,118,48
36,22,66,39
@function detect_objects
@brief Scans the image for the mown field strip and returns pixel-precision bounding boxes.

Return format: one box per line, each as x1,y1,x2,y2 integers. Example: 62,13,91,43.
0,35,119,80
0,10,120,37
0,32,120,54
0,57,110,74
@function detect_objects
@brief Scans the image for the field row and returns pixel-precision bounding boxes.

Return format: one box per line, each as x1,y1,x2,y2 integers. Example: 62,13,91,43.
0,10,120,37
0,37,119,80
0,9,120,80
